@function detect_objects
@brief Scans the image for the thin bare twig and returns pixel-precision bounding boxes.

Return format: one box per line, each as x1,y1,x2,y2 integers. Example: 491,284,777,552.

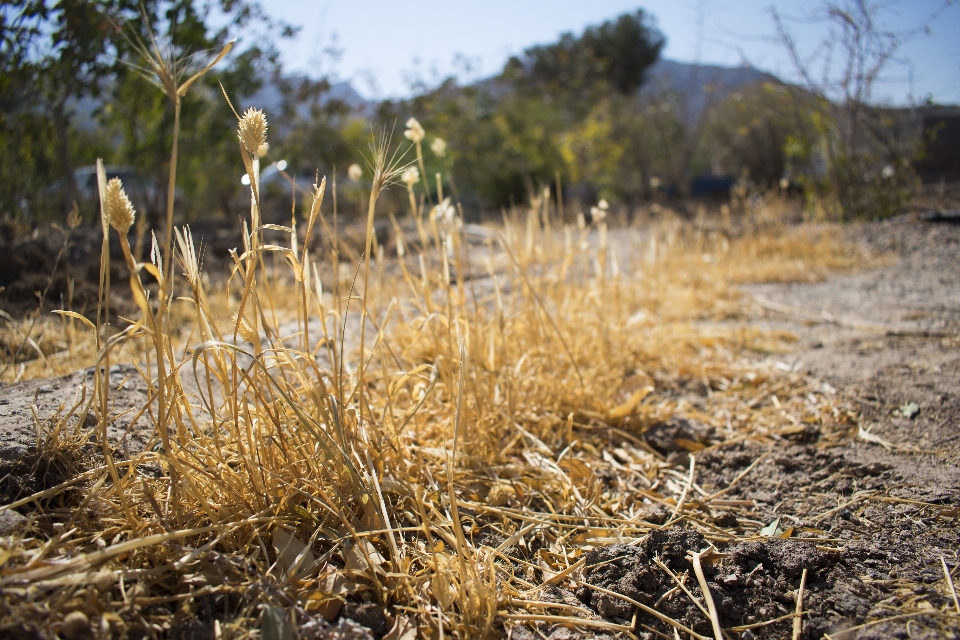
942,555,960,614
793,567,808,640
691,548,724,640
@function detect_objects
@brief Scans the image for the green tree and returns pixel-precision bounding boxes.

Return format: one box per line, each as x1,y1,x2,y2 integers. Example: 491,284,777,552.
1,0,135,216
698,83,821,189
505,10,664,109
392,11,666,211
0,0,291,224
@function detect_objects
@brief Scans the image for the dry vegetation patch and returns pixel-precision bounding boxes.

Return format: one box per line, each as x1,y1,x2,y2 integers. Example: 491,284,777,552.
1,131,957,640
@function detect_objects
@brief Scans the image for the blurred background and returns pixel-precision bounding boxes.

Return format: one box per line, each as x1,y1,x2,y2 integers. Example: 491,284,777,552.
1,0,958,229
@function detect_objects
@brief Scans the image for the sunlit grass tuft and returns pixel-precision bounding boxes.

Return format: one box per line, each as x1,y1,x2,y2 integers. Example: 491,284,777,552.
0,110,895,639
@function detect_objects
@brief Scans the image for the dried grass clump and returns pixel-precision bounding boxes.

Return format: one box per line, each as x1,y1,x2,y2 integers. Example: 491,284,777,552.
3,107,955,640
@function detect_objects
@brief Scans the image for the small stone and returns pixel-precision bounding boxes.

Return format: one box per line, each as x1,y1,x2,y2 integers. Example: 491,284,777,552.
0,510,26,535
62,611,90,640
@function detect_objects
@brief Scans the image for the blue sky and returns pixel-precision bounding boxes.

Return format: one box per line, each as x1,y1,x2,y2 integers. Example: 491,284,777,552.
255,0,960,105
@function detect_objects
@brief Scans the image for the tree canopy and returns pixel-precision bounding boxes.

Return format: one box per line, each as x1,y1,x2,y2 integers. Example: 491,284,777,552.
505,10,664,103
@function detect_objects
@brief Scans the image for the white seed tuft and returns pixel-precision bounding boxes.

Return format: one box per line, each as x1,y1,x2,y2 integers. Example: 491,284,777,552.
404,117,425,143
401,166,420,189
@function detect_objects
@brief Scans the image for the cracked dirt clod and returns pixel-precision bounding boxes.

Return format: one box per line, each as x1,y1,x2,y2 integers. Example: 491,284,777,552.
0,364,152,505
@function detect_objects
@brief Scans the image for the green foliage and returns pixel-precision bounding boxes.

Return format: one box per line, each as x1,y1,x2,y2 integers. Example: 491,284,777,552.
558,93,685,204
391,11,666,211
699,83,820,188
269,78,361,181
0,0,134,218
1,1,926,225
0,0,290,224
505,10,664,106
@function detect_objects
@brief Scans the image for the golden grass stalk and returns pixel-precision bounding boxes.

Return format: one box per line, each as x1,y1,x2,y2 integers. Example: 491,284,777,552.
123,16,234,287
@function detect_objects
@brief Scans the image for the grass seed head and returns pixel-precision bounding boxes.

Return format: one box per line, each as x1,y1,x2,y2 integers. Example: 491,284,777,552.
61,610,90,640
432,197,455,224
431,137,447,157
404,117,425,143
232,312,258,345
402,166,420,189
66,201,81,230
239,107,268,156
348,163,363,181
104,178,136,235
174,226,201,286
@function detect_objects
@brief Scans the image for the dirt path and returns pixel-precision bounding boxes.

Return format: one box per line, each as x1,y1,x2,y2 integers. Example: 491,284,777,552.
746,219,960,458
692,218,960,638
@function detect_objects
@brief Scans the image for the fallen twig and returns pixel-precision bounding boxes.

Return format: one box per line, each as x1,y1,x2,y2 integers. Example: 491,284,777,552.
690,548,724,640
942,555,960,614
793,567,808,640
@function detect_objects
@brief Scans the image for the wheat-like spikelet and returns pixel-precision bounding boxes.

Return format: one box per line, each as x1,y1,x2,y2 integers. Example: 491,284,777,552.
174,225,201,286
231,312,258,345
104,178,136,235
238,107,268,156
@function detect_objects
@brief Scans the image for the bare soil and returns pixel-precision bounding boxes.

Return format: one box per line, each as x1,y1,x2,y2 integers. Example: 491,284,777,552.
511,217,960,640
0,364,152,513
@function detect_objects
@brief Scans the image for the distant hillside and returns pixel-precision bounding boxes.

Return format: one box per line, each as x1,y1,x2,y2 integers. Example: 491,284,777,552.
242,77,370,118
70,59,778,134
244,58,778,121
644,59,780,126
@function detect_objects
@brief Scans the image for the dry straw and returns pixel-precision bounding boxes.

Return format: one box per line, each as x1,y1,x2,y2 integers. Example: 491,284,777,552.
4,99,956,640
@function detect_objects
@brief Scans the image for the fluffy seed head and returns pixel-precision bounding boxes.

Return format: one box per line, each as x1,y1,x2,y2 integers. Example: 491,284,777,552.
430,137,447,157
348,163,363,181
432,197,455,224
590,198,609,222
104,178,136,234
401,166,420,189
66,201,81,229
589,206,607,221
487,483,515,507
238,107,268,155
404,117,425,143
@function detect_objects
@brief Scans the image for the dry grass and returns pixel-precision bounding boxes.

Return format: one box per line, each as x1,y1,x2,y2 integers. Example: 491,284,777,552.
0,110,954,640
